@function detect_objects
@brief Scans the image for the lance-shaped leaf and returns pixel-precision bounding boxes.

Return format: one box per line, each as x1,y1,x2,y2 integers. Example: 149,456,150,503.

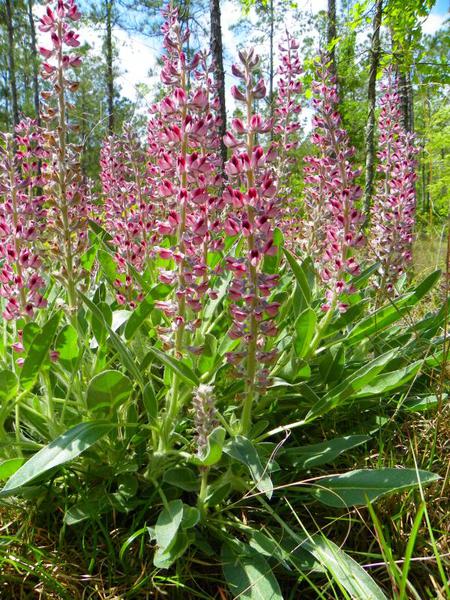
0,422,114,497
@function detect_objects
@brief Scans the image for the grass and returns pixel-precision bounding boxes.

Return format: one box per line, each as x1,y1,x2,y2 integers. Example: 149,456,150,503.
0,399,448,598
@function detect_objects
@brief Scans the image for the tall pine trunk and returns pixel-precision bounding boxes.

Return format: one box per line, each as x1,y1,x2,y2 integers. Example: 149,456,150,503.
5,0,19,128
363,0,383,218
27,0,41,124
327,0,337,80
105,0,114,134
209,0,227,169
269,0,274,132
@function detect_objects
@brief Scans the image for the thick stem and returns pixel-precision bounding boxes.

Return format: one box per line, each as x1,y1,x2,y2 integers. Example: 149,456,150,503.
56,20,77,311
241,83,258,436
161,46,189,449
197,467,209,518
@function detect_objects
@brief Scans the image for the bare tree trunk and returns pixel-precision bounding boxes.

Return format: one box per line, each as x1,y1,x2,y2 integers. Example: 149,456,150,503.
105,0,114,134
27,0,40,124
209,0,227,169
363,0,383,219
406,70,414,132
269,0,274,133
5,0,19,128
327,0,337,79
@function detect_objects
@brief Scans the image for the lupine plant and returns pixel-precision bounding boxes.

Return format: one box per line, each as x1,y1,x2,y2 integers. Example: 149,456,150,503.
0,122,48,324
370,69,419,295
274,32,303,244
0,2,446,598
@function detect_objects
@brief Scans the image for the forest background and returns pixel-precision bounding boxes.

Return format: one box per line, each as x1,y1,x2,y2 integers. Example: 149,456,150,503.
1,0,449,240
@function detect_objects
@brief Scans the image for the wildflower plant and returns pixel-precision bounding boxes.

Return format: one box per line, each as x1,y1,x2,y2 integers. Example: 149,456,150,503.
0,2,445,598
303,55,364,314
274,32,303,243
370,69,419,294
0,123,48,322
38,0,86,310
100,125,153,308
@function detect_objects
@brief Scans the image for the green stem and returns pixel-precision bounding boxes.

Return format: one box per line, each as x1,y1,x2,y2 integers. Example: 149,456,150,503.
56,20,77,312
162,37,190,450
197,467,209,518
305,295,338,360
240,73,258,436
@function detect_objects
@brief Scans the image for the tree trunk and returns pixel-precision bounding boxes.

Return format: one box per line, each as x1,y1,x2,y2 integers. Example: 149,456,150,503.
27,0,41,124
209,0,227,169
269,0,274,132
105,0,114,134
5,0,19,128
327,0,337,79
406,70,414,132
363,0,383,218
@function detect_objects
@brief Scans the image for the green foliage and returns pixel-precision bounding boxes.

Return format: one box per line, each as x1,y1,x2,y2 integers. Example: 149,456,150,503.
0,244,444,597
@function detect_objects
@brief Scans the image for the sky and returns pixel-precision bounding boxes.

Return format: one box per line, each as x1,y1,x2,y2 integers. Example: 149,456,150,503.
36,0,449,115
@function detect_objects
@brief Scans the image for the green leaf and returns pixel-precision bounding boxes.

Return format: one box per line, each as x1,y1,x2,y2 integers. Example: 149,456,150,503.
64,487,110,525
153,531,191,569
0,370,18,403
404,394,443,412
55,324,79,371
284,248,311,310
0,458,25,480
306,350,397,422
22,322,40,350
80,242,99,271
284,435,371,469
80,293,143,387
346,271,441,344
224,436,273,498
263,227,283,274
311,468,440,508
319,345,345,383
221,541,283,600
248,530,321,573
20,312,61,391
90,301,112,346
355,361,422,397
181,505,200,529
149,347,199,386
125,283,171,340
98,249,120,284
163,467,199,492
143,382,158,422
0,422,114,496
195,426,226,466
155,499,184,554
300,534,388,599
86,370,133,412
294,308,317,358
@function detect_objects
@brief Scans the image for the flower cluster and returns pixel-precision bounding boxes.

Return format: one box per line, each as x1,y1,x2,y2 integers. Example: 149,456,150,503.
224,49,281,417
147,5,223,353
101,125,154,307
370,70,418,293
274,33,302,244
192,384,218,455
0,123,48,321
38,0,86,309
303,55,364,312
